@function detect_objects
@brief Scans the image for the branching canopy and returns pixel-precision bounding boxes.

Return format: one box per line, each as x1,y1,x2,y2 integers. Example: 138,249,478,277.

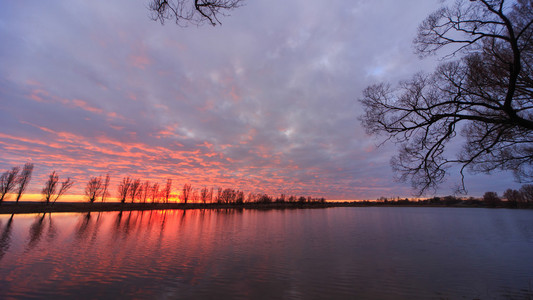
148,0,244,26
360,0,533,194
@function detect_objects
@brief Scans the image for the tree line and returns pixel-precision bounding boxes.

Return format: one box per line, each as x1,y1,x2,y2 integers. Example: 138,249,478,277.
482,186,533,208
0,163,76,205
102,175,326,205
375,184,533,209
0,164,325,205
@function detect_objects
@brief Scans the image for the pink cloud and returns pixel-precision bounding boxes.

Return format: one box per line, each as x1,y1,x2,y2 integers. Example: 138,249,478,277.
129,54,151,70
27,89,49,102
71,99,104,114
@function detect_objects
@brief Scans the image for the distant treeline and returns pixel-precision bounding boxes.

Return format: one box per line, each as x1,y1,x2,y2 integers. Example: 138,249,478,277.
112,175,325,205
0,163,326,205
375,186,533,209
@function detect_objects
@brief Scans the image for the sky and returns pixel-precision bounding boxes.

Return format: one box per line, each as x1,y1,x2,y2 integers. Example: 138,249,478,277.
0,0,523,200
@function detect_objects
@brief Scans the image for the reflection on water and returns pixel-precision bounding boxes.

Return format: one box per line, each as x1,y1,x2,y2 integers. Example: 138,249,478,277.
0,215,14,260
0,207,532,299
26,214,46,251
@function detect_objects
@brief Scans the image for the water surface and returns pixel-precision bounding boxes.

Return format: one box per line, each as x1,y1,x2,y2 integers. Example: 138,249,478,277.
1,207,532,299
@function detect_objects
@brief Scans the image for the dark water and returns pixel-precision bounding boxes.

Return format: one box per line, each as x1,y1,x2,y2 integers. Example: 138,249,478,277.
0,207,532,299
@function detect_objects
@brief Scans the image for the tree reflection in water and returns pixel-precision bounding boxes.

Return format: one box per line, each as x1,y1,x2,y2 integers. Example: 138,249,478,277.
75,212,92,241
0,214,14,261
26,214,46,251
46,213,57,243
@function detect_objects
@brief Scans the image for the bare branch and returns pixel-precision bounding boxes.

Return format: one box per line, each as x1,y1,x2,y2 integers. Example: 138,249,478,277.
148,0,244,26
15,163,33,203
0,167,20,203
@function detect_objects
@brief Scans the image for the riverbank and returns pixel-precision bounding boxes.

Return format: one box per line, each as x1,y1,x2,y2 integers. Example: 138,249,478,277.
0,200,515,215
0,201,339,214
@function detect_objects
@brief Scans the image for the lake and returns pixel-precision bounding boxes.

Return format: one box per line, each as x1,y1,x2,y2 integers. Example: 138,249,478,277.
0,207,532,299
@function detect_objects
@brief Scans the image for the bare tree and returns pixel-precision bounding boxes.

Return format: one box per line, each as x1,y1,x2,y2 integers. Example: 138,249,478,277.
258,193,272,204
520,184,533,203
360,0,533,194
15,163,33,203
148,0,244,26
142,180,150,203
200,187,208,204
216,187,222,203
181,183,192,204
235,190,244,204
85,176,103,203
54,177,74,204
277,193,286,203
246,192,254,203
129,179,142,203
42,171,59,204
118,177,132,203
42,171,73,204
163,179,172,203
101,173,110,202
0,167,20,204
191,189,199,203
483,191,501,207
151,182,160,203
220,188,237,203
503,188,523,207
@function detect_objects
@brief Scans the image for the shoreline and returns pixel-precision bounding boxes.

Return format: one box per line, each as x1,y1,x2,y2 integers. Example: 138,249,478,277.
0,200,521,215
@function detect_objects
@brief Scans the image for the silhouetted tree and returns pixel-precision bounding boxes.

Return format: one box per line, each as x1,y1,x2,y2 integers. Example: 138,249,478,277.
0,167,19,204
200,187,208,204
360,0,533,194
15,163,33,203
41,172,73,204
220,188,236,203
257,194,272,204
151,182,160,203
101,173,110,202
182,183,192,204
235,190,244,204
85,176,103,203
142,180,150,203
443,195,461,206
192,189,199,203
216,187,222,203
148,0,244,26
129,179,142,203
118,177,132,203
163,179,172,203
42,171,58,204
54,177,74,204
520,184,533,204
277,194,286,203
503,188,522,207
483,191,501,207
